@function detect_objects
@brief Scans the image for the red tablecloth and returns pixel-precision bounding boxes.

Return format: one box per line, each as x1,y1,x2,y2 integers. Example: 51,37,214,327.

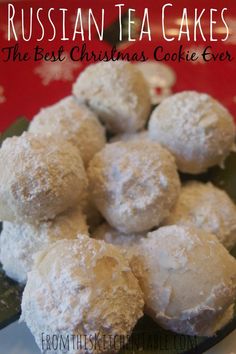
1,0,236,132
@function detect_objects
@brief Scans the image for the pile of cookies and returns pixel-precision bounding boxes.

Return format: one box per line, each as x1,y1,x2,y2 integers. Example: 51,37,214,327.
0,61,236,354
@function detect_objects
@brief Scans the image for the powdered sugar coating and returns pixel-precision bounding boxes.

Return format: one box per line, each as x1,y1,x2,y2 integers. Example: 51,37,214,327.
163,181,236,250
73,61,151,134
0,133,88,223
110,130,150,143
93,222,146,248
148,91,235,174
29,96,106,166
130,225,236,336
0,207,89,284
92,223,146,265
88,141,180,233
21,236,144,354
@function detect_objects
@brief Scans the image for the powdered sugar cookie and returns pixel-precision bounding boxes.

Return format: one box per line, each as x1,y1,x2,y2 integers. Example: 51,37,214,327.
131,225,236,336
0,207,88,284
73,61,151,134
88,141,180,233
21,236,144,354
164,182,236,250
148,91,235,174
29,96,106,167
0,133,88,223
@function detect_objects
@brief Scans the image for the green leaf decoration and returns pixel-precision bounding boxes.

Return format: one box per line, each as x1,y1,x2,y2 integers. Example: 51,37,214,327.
209,152,236,203
0,118,236,353
180,151,236,203
0,117,29,146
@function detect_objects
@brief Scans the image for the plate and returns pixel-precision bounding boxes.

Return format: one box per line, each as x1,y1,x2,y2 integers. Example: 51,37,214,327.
0,118,235,354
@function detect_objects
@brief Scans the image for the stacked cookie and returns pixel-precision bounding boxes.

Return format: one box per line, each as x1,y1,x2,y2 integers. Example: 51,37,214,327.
0,61,236,354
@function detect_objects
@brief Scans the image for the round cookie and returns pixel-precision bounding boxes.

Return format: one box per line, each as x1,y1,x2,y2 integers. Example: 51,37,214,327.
21,236,144,354
88,141,180,233
130,225,236,336
0,133,88,223
164,182,236,250
29,96,106,167
0,207,88,284
148,91,235,174
73,61,151,134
